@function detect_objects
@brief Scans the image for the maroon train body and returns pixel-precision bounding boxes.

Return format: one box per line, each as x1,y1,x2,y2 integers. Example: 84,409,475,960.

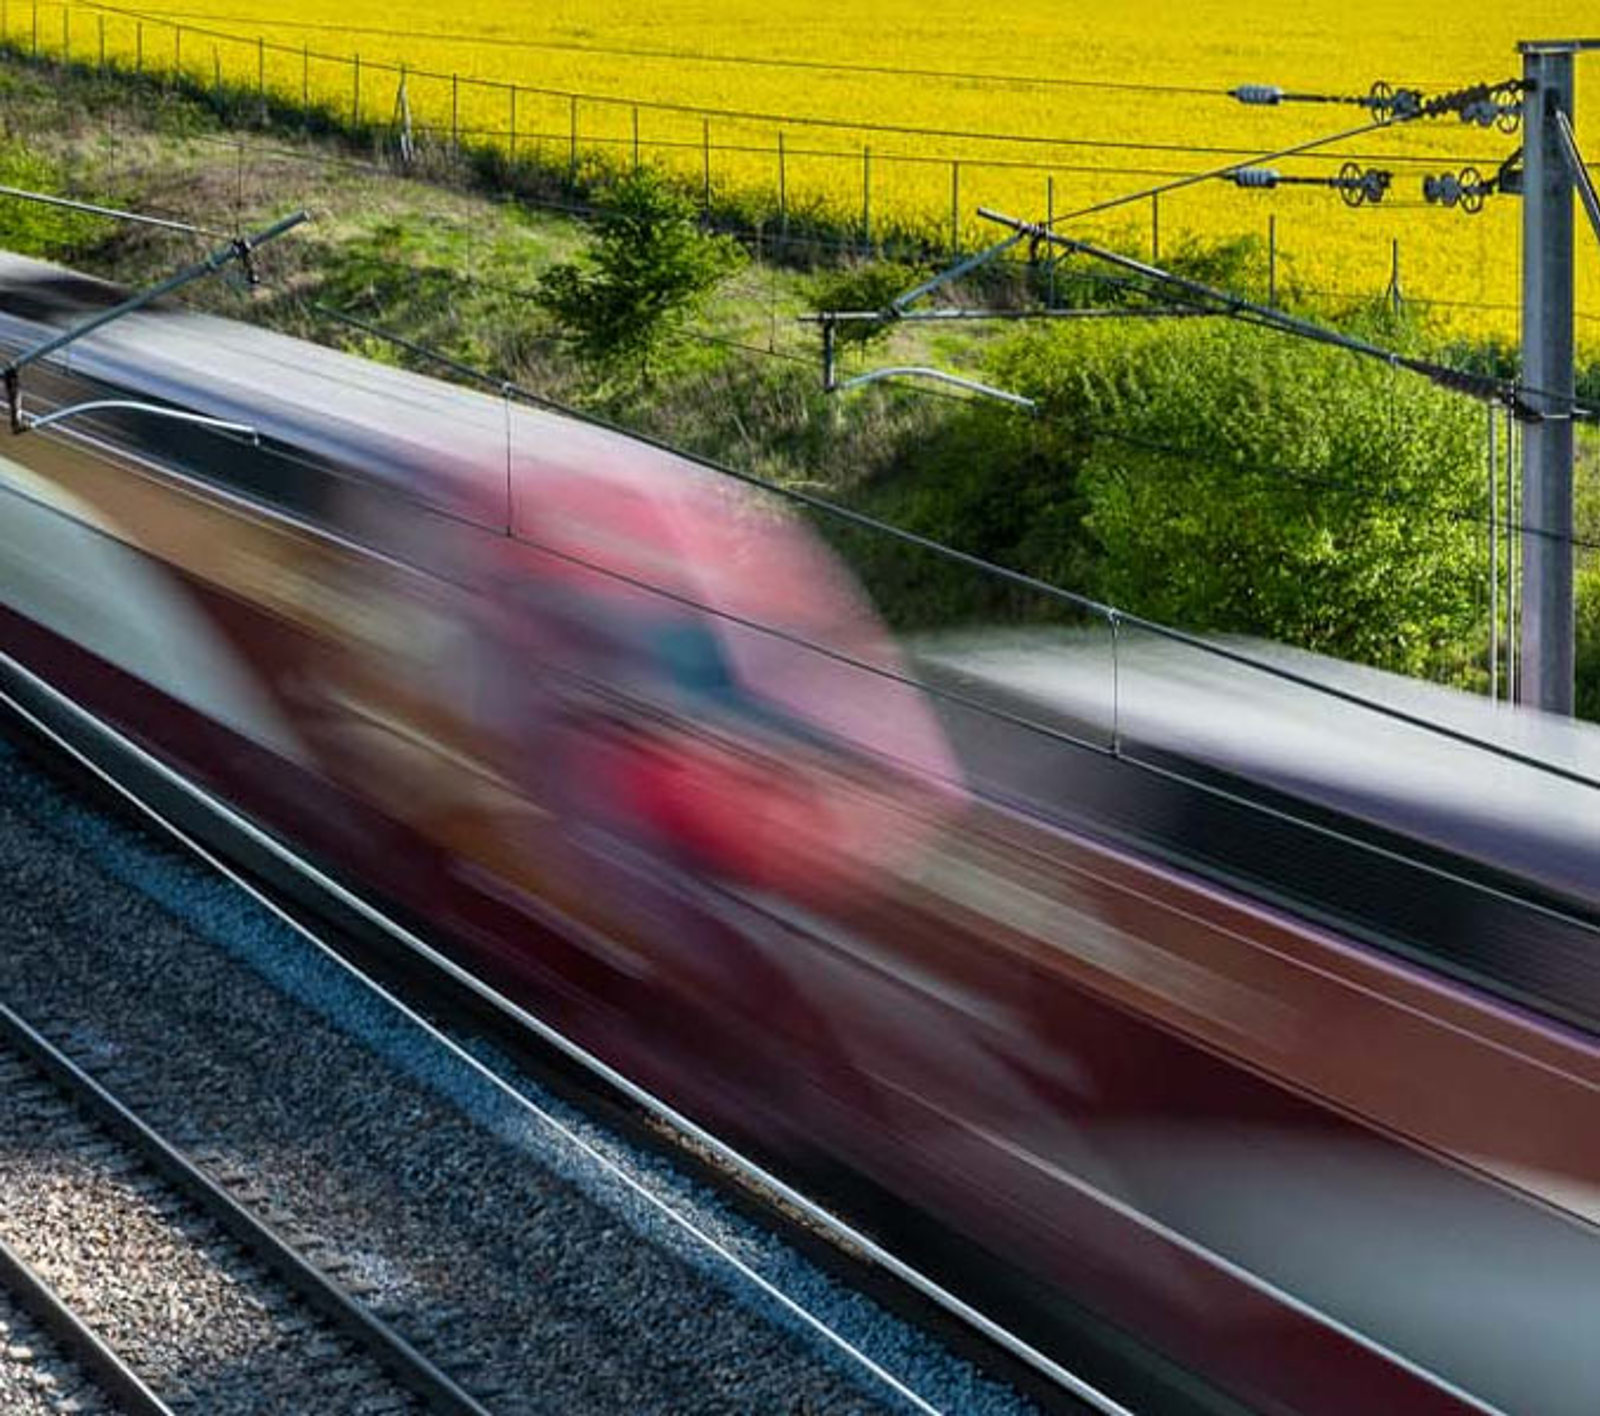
2,255,1598,1415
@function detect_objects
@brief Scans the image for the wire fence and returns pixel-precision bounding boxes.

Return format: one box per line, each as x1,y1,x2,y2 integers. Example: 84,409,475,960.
0,0,1532,295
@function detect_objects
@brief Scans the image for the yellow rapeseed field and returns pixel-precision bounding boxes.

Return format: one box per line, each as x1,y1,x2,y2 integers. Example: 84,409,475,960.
16,0,1600,341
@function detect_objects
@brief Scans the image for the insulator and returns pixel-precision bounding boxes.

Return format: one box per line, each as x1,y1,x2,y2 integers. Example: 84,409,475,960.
1460,97,1499,127
1230,167,1280,188
1231,84,1284,106
1422,167,1490,213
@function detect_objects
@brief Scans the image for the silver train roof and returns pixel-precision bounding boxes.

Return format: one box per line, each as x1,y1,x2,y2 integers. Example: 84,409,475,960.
0,250,712,529
913,627,1600,904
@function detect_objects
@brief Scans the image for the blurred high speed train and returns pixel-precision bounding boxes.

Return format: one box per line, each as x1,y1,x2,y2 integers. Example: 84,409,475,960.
4,251,1600,1416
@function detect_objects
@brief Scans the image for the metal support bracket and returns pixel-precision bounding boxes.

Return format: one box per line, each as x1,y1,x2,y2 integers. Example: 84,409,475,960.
831,365,1037,411
1554,109,1600,256
22,399,259,443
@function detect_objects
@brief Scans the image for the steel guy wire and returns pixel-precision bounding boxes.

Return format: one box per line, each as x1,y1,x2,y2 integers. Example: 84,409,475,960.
980,210,1600,421
891,111,1436,311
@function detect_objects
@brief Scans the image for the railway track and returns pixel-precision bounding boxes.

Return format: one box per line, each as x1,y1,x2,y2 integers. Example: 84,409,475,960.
0,1272,158,1416
0,673,1116,1416
0,1002,486,1416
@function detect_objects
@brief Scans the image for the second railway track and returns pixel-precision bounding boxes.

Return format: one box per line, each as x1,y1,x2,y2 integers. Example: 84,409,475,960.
0,1003,477,1416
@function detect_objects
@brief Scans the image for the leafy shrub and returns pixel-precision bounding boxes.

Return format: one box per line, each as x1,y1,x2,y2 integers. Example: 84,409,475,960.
0,145,103,256
987,318,1487,680
1577,564,1600,723
534,169,742,372
806,259,930,346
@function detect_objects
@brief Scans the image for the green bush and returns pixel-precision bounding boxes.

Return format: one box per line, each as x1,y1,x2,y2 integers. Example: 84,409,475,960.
533,169,742,373
805,259,930,347
1578,563,1600,723
0,145,104,257
987,318,1487,681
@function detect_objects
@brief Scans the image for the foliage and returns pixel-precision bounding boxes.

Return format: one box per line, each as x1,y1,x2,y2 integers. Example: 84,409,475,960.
0,143,104,256
823,398,1090,630
806,260,930,346
1578,565,1600,724
533,170,742,371
988,319,1487,680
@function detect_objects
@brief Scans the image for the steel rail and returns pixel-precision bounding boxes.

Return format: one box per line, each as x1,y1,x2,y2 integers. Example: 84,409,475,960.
0,650,1141,1416
0,1229,179,1416
0,993,496,1416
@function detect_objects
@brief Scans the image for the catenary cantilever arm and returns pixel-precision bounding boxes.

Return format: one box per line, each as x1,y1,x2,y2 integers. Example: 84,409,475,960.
1554,109,1600,259
3,209,309,434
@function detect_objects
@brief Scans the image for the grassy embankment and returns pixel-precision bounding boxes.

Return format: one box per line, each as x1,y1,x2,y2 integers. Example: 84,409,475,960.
2,45,1598,713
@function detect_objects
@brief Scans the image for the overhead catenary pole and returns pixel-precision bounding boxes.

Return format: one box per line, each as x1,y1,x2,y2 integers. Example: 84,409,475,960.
1519,42,1585,714
1489,402,1499,703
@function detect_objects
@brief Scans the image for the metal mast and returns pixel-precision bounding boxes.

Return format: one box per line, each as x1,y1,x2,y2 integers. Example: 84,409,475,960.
1520,44,1576,710
1519,40,1600,711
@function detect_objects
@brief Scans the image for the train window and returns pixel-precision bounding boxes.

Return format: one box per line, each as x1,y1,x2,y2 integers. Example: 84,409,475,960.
69,388,340,524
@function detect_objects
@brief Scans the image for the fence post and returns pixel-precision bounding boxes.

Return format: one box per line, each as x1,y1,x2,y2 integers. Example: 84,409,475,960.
777,131,786,239
1267,214,1277,306
394,63,414,167
701,119,711,211
861,144,871,251
1388,236,1402,314
1046,174,1056,305
134,19,141,73
632,104,640,173
212,44,219,98
98,14,104,72
508,84,516,161
450,74,458,152
31,0,37,57
256,34,265,116
59,5,65,61
301,42,308,111
568,94,578,184
1151,191,1160,261
950,159,960,255
352,51,360,126
173,26,181,86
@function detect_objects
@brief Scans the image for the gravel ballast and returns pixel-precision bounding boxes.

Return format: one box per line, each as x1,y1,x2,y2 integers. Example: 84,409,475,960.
0,1040,422,1414
0,733,1038,1416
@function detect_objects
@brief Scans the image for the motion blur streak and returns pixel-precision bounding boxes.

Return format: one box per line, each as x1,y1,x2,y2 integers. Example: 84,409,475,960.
3,252,1599,1415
